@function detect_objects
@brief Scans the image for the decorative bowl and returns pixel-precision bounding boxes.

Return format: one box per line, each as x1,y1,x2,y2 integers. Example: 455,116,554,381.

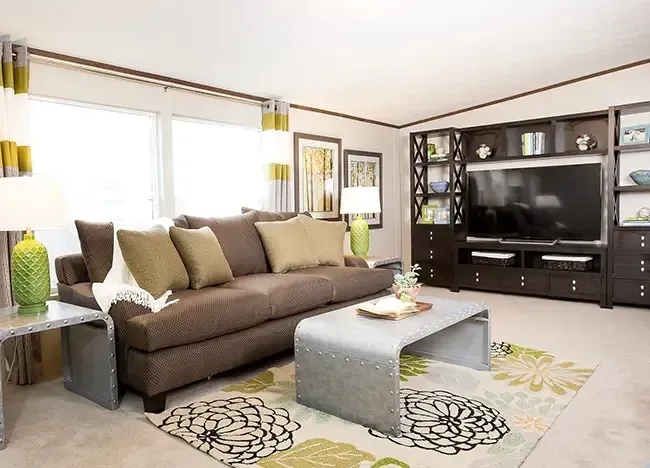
392,284,421,303
429,181,450,193
630,170,650,185
576,133,597,151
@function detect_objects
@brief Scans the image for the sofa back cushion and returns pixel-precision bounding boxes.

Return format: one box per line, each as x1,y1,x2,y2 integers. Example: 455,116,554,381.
169,226,234,289
255,216,319,273
75,220,114,283
185,211,268,277
299,215,347,266
117,225,190,298
241,207,312,222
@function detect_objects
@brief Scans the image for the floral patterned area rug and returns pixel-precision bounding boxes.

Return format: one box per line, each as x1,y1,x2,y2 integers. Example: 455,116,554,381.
147,342,596,468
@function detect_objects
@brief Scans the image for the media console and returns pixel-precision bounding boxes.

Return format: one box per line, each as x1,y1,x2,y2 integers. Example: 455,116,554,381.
452,240,607,307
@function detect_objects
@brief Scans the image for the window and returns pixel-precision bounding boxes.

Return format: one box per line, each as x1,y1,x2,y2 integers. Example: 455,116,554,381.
172,117,263,217
29,98,158,285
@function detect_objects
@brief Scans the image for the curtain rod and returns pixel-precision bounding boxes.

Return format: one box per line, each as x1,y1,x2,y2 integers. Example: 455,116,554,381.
28,47,400,129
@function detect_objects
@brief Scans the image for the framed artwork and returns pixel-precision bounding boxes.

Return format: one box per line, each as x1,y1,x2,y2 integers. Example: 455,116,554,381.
294,133,342,220
420,204,438,224
343,149,383,229
434,207,450,225
620,124,650,145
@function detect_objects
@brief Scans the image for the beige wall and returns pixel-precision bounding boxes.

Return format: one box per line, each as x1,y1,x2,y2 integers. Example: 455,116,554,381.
399,63,650,266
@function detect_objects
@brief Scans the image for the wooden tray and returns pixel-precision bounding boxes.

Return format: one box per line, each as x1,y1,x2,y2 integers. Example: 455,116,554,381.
356,302,432,321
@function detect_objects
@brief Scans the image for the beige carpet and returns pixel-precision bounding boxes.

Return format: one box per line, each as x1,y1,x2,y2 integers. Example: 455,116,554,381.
2,287,650,468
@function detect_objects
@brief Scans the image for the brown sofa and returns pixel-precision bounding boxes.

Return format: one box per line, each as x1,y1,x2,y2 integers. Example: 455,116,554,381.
55,210,393,412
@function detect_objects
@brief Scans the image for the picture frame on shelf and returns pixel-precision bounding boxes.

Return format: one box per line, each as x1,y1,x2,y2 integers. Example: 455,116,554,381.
434,207,450,225
620,124,650,145
343,149,383,229
420,204,438,224
294,132,342,220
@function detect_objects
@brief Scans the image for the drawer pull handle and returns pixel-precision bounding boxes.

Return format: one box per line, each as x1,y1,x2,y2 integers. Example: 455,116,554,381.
430,250,433,254
572,280,576,285
521,282,525,287
642,261,645,265
642,268,646,273
641,285,645,290
476,278,480,283
476,272,480,277
572,286,577,291
643,243,646,248
520,276,525,280
642,292,646,297
430,255,433,259
643,236,646,241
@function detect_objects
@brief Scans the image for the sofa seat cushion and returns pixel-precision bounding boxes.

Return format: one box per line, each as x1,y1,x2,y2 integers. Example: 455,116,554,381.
126,288,272,352
220,273,333,319
287,266,393,303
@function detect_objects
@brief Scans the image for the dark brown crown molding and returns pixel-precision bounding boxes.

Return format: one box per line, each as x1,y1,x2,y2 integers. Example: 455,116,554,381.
28,47,400,129
399,57,650,129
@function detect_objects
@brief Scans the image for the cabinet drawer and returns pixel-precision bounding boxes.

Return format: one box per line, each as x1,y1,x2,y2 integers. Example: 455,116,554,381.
419,263,452,287
458,265,502,290
412,225,453,248
613,279,650,306
502,269,547,294
548,273,600,300
613,254,650,279
413,246,452,265
614,230,650,252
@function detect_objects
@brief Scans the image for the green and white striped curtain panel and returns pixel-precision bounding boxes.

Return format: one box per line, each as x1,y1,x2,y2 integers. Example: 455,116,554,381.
261,100,292,211
0,37,41,385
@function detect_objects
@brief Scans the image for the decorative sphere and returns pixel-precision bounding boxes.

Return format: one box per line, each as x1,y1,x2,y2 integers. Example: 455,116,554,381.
476,144,492,159
638,207,650,219
576,133,597,151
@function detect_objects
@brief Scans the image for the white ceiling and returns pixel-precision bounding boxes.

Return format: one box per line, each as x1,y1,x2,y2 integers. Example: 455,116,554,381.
2,0,650,126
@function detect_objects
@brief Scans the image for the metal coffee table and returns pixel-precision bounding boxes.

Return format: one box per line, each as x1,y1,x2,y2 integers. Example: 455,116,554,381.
294,296,490,436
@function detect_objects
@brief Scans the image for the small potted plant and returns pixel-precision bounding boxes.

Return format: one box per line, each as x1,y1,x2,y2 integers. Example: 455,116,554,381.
393,264,422,303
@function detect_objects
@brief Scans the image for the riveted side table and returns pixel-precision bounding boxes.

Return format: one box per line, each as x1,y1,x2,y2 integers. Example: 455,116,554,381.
0,301,119,450
365,256,403,274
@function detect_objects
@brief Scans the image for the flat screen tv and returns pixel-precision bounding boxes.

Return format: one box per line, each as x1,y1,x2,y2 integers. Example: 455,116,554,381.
467,163,602,241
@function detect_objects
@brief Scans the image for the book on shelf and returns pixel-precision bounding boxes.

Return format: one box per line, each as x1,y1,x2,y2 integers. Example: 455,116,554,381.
521,132,545,156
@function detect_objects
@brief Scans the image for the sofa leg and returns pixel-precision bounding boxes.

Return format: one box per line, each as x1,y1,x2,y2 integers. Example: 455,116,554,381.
143,393,167,413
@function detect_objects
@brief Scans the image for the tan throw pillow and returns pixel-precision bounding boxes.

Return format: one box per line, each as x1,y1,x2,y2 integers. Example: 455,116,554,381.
169,226,234,289
299,214,347,266
255,216,319,273
117,225,190,298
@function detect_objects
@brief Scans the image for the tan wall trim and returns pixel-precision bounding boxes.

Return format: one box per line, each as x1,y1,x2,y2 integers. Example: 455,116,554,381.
28,47,400,129
399,57,650,129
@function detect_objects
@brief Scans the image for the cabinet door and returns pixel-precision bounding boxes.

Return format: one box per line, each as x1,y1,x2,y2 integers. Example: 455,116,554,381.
613,230,650,252
458,265,502,290
412,225,453,265
613,254,650,279
548,273,600,300
502,269,547,295
613,279,650,306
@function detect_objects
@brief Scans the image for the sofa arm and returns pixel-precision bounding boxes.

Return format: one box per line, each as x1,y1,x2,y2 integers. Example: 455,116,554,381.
55,254,90,285
109,300,154,344
344,255,368,268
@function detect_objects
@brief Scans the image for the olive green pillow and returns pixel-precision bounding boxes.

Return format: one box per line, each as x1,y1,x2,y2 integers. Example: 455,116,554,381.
117,225,189,298
298,215,347,266
255,216,319,273
169,226,234,289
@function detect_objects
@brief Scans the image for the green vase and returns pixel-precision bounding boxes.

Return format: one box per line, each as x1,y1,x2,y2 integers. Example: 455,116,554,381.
11,232,50,314
350,215,370,258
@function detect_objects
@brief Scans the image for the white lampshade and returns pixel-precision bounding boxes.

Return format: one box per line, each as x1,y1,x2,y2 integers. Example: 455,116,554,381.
0,176,67,231
340,186,381,214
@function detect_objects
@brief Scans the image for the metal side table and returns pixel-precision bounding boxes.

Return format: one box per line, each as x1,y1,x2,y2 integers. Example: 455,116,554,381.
365,256,403,274
0,301,119,450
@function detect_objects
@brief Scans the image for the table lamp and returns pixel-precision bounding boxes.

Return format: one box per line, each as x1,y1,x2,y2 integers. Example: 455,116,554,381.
340,186,381,258
0,176,66,314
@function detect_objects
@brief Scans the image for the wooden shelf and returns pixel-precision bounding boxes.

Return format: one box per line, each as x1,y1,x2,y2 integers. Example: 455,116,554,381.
467,148,606,164
614,225,650,230
414,160,449,167
614,185,650,193
614,143,650,153
414,192,461,197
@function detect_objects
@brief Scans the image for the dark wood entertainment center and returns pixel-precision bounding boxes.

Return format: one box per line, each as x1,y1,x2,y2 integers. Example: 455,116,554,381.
410,101,650,309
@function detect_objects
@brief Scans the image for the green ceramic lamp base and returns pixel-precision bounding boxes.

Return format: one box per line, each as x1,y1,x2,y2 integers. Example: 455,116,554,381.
11,230,51,315
350,215,370,258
